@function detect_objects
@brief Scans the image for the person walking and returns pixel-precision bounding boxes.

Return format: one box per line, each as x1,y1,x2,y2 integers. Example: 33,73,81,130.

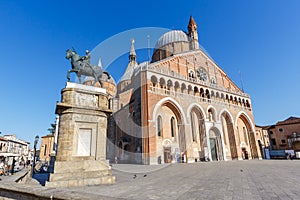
11,157,16,175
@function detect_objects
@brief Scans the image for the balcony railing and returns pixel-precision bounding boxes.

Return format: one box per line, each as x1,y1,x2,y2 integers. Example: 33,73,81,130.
142,65,250,98
148,86,251,111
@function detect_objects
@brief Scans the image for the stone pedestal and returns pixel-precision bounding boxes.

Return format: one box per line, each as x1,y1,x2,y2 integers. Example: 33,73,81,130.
46,82,115,187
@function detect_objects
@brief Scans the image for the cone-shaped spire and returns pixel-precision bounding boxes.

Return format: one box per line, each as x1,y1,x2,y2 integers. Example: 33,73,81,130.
188,16,197,30
129,38,137,63
129,38,136,62
188,16,199,50
119,39,138,83
130,38,136,56
129,38,137,64
97,58,102,68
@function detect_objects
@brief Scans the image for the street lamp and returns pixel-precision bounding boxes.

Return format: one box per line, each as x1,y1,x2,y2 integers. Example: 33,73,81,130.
31,135,39,177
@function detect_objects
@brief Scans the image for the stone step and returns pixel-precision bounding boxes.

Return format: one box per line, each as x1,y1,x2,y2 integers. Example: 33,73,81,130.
46,175,116,188
53,160,110,173
49,169,113,182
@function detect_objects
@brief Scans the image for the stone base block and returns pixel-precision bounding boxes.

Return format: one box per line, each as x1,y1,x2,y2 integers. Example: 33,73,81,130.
46,160,115,187
46,176,115,188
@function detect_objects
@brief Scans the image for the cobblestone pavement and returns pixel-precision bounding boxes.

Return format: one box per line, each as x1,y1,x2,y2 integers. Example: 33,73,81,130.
72,160,300,200
1,160,300,200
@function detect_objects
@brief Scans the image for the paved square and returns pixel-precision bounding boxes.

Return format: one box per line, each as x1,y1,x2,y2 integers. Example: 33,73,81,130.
70,160,300,200
1,160,300,200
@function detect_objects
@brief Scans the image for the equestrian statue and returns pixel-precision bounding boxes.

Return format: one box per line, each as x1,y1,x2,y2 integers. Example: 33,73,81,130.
66,48,110,87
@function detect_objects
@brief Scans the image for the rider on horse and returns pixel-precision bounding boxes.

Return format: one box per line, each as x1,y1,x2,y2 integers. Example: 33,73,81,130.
66,48,111,87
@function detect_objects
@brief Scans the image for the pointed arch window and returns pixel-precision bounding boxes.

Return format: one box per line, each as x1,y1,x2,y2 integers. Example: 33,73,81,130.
171,117,175,138
243,127,248,145
157,115,163,137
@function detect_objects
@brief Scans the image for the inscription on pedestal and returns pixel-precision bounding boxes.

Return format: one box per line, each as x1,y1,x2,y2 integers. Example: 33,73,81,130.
78,129,92,156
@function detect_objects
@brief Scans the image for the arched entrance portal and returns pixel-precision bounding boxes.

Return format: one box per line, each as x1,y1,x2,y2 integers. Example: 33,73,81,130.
209,128,223,161
158,101,186,152
221,112,238,160
190,106,206,161
153,98,186,164
237,114,258,159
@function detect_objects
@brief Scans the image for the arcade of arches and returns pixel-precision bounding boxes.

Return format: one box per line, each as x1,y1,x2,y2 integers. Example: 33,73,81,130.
147,98,260,164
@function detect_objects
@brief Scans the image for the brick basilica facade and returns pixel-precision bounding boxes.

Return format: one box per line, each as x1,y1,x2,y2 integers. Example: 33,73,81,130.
107,17,262,165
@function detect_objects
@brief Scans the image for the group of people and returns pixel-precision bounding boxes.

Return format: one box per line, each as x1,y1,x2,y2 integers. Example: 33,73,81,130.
0,157,28,176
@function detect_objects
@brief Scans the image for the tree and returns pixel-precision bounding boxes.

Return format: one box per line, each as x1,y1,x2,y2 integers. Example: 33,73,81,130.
47,123,56,134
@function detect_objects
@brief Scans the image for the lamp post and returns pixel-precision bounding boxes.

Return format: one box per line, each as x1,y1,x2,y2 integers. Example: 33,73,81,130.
31,135,39,177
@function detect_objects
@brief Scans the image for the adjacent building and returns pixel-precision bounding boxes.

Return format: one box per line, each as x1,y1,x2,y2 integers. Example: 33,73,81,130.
1,134,30,157
0,134,30,164
267,117,300,153
39,133,55,163
108,17,262,165
0,136,8,153
255,125,270,159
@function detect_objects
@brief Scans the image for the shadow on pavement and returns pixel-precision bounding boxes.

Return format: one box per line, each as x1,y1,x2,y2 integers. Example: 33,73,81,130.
32,173,50,186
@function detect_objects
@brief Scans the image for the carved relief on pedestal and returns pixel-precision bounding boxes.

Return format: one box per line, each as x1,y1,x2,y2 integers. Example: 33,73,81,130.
75,93,99,107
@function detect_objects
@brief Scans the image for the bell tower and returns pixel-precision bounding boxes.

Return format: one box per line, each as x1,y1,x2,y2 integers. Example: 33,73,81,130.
188,16,199,50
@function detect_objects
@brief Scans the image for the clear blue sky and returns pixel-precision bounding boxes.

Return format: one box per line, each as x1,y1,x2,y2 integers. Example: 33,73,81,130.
1,0,300,145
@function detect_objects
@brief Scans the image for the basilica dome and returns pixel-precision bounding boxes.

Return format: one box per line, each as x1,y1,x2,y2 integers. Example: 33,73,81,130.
152,30,190,62
154,30,189,50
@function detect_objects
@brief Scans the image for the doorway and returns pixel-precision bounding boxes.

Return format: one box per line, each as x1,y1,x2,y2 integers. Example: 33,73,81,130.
210,138,218,161
164,147,172,163
242,148,248,160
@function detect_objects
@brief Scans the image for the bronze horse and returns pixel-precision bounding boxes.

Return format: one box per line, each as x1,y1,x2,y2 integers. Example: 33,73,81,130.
66,49,110,87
